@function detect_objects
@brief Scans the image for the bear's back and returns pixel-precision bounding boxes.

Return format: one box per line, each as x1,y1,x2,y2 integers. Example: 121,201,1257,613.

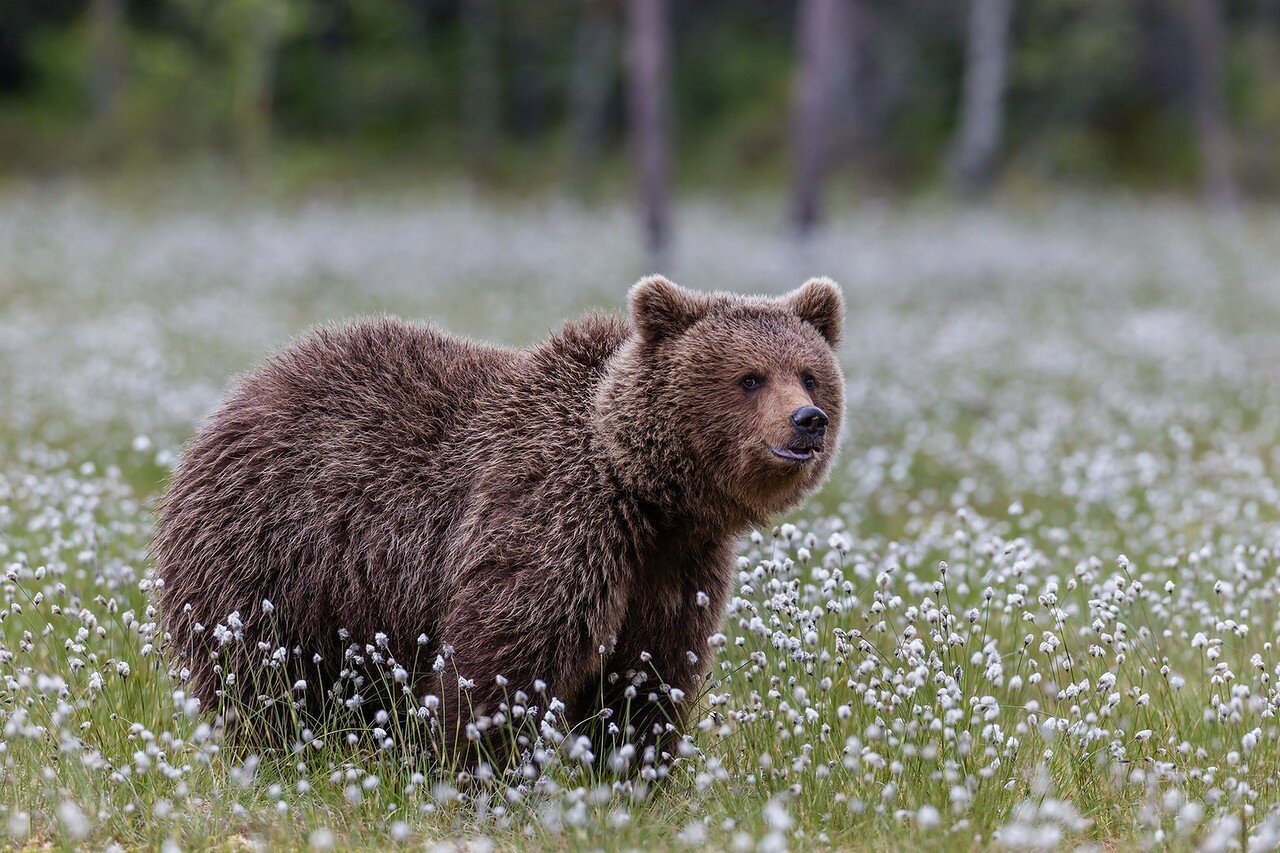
153,319,520,676
255,317,518,448
153,313,632,702
178,317,520,533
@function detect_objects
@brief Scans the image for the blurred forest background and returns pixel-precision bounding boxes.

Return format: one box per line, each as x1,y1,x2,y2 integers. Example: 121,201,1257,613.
0,0,1275,251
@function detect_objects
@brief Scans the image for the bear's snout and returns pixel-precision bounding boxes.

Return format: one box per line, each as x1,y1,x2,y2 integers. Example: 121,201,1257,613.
790,405,828,438
767,405,829,463
789,406,829,454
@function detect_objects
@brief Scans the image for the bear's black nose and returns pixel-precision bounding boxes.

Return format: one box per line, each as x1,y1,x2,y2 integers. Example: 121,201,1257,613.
791,405,828,434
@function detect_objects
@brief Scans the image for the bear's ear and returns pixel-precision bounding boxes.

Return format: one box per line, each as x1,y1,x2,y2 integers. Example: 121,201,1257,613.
785,277,844,348
629,275,708,343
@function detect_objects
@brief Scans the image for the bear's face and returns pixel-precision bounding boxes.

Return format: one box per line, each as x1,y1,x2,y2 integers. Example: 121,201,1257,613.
618,275,845,523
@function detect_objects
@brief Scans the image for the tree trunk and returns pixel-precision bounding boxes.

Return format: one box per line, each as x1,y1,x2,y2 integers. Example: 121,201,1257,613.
86,0,127,160
461,0,501,178
230,0,288,169
509,11,548,141
845,0,882,168
791,0,844,238
1186,0,1239,211
87,0,126,122
627,0,671,264
950,0,1014,197
566,0,619,195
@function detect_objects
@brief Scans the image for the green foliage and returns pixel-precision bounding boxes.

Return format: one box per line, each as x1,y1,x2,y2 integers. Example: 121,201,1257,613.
0,2,1278,193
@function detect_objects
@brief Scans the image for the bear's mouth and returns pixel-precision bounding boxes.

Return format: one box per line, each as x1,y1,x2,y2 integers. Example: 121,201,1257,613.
769,444,818,463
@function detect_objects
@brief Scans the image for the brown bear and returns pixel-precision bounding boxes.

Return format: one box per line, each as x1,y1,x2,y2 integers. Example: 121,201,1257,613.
152,275,844,763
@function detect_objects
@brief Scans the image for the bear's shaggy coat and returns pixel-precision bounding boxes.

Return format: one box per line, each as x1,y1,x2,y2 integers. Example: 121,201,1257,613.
153,276,844,756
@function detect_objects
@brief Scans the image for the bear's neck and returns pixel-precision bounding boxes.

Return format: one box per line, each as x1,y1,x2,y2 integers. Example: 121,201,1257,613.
594,340,755,537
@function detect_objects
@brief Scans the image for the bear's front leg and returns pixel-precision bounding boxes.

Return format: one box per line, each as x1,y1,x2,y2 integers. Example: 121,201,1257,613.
585,566,731,771
433,564,625,771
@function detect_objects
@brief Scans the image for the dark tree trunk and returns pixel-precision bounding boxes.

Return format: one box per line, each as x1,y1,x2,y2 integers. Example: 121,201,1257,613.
461,0,501,177
509,11,548,141
229,0,288,169
627,0,671,264
845,0,883,166
791,0,844,238
87,0,127,138
566,0,619,195
950,0,1014,197
1186,0,1239,211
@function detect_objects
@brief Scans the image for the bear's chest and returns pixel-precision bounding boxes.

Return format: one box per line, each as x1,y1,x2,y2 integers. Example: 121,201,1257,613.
630,533,733,616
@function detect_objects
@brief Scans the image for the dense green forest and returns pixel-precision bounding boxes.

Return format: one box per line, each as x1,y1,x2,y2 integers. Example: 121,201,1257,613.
1,0,1278,199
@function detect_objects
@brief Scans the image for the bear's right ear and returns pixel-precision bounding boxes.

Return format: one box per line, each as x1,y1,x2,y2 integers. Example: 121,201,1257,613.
785,276,844,348
629,275,707,344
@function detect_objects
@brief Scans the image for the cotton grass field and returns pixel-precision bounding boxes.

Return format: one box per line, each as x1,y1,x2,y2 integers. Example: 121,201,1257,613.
6,180,1280,850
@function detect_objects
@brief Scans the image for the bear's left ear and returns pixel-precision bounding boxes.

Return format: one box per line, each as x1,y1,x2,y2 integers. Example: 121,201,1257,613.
785,277,844,348
629,275,709,344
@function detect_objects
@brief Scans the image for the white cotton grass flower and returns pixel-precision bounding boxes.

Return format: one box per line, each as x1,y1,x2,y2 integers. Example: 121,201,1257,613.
57,801,89,840
763,797,792,832
677,820,708,846
7,812,29,840
916,805,941,830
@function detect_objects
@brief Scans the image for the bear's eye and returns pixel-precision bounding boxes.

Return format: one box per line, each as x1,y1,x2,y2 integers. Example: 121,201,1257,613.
802,374,817,391
740,374,764,391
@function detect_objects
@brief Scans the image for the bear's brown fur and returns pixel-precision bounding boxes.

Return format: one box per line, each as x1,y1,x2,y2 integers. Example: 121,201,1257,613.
152,275,844,759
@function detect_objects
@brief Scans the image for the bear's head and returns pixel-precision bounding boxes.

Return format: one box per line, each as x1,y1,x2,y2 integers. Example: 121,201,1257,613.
600,275,845,527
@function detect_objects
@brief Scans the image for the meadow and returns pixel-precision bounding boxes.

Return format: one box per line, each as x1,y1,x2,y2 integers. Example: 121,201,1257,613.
5,179,1280,850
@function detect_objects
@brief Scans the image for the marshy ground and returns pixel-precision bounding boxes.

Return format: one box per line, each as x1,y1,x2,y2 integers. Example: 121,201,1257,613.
4,180,1280,849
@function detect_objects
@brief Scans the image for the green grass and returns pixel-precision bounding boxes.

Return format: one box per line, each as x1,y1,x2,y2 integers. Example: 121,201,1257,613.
4,180,1280,848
